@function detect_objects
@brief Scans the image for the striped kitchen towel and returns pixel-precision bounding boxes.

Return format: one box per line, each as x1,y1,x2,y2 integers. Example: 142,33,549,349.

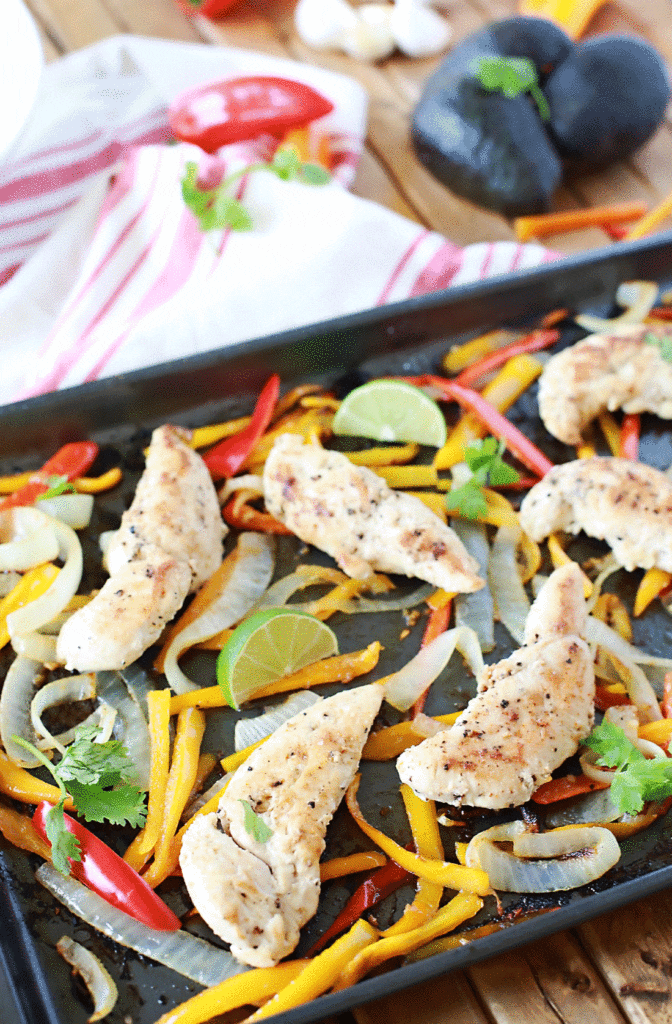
0,35,555,407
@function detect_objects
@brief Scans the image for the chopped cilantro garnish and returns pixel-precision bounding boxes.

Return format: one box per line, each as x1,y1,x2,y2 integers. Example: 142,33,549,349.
475,55,551,122
239,799,273,843
644,330,672,363
445,437,520,520
582,720,672,816
40,475,77,500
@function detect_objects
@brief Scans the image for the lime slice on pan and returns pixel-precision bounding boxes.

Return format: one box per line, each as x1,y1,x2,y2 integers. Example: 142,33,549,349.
332,380,447,447
217,608,339,709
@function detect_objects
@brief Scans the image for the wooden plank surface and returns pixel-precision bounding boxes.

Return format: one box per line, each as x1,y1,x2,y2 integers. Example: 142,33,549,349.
17,2,672,1023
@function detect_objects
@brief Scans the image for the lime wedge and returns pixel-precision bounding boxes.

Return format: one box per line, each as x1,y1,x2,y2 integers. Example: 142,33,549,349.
333,380,447,447
216,608,339,709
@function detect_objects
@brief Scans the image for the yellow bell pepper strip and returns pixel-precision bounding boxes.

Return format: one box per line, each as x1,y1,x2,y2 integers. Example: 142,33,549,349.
245,408,334,467
169,643,383,715
220,738,266,774
194,628,234,651
332,892,483,991
597,411,621,456
577,443,597,459
0,749,74,809
454,329,560,389
0,562,60,650
363,721,439,761
547,534,592,598
72,467,123,493
142,707,206,889
245,919,379,1021
513,202,648,242
346,443,420,467
634,568,672,617
592,592,632,641
0,802,52,860
319,851,387,881
299,395,341,411
639,719,672,745
0,471,32,493
381,785,444,937
432,355,545,470
374,465,438,489
154,962,309,1024
123,690,172,869
427,588,455,611
189,416,252,450
345,776,490,895
442,330,523,375
401,492,447,521
626,188,672,241
270,384,324,422
518,0,609,38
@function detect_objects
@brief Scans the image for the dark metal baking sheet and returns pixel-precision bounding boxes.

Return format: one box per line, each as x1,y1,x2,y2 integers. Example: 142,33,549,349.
3,231,672,1024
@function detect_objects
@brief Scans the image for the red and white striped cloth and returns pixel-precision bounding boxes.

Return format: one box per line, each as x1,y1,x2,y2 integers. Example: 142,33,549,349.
0,35,556,407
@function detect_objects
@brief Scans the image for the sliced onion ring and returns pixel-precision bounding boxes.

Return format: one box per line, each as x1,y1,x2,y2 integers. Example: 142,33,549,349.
585,616,662,722
0,655,43,766
0,508,59,571
36,493,94,530
466,820,621,892
30,673,97,754
383,626,482,712
488,523,530,645
575,281,658,333
56,935,118,1022
7,513,82,640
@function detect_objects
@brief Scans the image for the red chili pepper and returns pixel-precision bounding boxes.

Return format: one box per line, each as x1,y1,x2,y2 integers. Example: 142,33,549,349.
531,774,610,805
176,0,240,18
594,684,633,712
306,856,412,956
33,802,181,932
400,374,554,480
0,441,99,511
204,374,280,480
619,413,640,460
454,329,560,389
169,78,335,153
648,307,672,321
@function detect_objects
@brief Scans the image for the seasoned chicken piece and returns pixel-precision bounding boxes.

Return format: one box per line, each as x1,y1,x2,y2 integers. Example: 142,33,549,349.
263,434,483,593
180,683,383,967
56,547,192,671
105,424,226,589
396,565,594,809
519,456,672,572
537,324,672,445
57,425,225,671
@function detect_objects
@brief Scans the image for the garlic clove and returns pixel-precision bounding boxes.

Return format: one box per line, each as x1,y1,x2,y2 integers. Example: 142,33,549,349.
341,5,396,62
390,0,452,58
294,0,359,50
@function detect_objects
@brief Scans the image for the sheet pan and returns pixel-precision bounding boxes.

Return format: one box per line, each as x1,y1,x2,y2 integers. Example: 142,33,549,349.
3,231,672,1024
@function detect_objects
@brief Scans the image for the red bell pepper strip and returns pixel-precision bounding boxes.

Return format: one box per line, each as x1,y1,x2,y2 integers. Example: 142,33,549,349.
0,441,99,511
33,802,181,932
306,856,413,957
412,603,452,717
176,0,240,18
662,672,672,719
454,329,560,388
203,374,280,481
619,413,640,460
401,374,554,480
222,496,293,534
646,307,672,321
594,684,633,712
169,79,334,153
531,774,610,805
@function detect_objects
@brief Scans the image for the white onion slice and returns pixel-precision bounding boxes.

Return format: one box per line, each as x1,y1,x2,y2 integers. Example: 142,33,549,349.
183,772,231,819
163,533,275,694
56,935,118,1022
37,864,245,988
218,475,264,504
295,582,435,617
0,522,59,571
96,672,152,790
253,565,349,611
36,493,94,530
234,691,321,751
466,820,621,892
11,632,58,663
580,749,617,785
575,281,658,333
451,519,494,652
50,702,117,751
585,616,662,721
488,523,529,645
30,673,97,755
544,787,622,828
0,571,20,597
0,655,43,766
7,514,82,639
383,626,481,712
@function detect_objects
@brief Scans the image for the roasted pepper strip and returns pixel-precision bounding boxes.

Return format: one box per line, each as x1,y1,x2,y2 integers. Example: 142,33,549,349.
319,851,388,881
547,534,592,598
332,892,483,991
203,375,280,481
619,413,640,460
346,776,490,895
0,562,60,650
662,672,672,719
518,0,609,38
374,465,438,489
247,919,379,1020
142,707,206,889
634,568,672,617
0,802,53,860
190,416,252,450
532,774,610,804
454,329,559,388
71,467,123,494
363,721,438,761
594,683,632,711
154,962,308,1024
0,749,74,809
221,494,293,534
513,202,647,242
597,411,621,456
123,690,172,869
346,443,420,467
626,189,672,241
220,738,266,774
639,719,672,744
442,330,522,374
0,441,99,510
381,785,444,936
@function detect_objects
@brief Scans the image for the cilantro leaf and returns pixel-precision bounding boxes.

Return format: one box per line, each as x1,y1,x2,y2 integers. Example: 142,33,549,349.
298,163,331,186
582,720,672,815
56,722,136,787
45,800,81,875
475,56,550,122
445,437,519,520
40,475,77,500
644,331,672,363
445,477,489,519
239,800,273,843
67,780,147,828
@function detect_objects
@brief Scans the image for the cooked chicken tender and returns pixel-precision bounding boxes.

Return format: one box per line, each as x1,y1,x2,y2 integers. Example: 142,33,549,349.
396,565,594,809
537,324,672,445
180,683,383,968
57,425,225,671
519,456,672,572
263,434,483,593
105,424,226,589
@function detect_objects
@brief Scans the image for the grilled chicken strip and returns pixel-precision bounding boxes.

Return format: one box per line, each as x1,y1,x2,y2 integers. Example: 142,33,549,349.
263,434,483,593
519,456,672,573
57,425,225,671
396,565,594,809
537,323,672,446
180,683,384,967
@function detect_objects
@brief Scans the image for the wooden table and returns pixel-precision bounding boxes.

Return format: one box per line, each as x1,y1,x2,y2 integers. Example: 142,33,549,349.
21,1,672,1023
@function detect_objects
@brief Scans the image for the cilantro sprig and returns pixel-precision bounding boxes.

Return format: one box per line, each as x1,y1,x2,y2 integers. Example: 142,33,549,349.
475,55,551,122
40,475,77,500
644,330,672,363
13,722,146,874
239,799,273,843
582,720,672,816
181,146,331,233
445,437,520,520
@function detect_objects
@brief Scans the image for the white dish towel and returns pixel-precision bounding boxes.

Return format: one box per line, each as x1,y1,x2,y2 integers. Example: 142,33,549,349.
0,35,555,406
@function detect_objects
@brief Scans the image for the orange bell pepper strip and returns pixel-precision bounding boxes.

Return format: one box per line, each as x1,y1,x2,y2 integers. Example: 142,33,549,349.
626,189,672,241
454,329,560,388
634,567,672,617
0,803,52,860
123,690,172,870
513,201,648,242
362,721,438,761
0,562,60,650
345,775,490,895
518,0,609,39
221,494,293,534
412,603,452,715
319,851,387,881
620,413,640,460
639,718,672,745
531,774,610,804
154,962,309,1024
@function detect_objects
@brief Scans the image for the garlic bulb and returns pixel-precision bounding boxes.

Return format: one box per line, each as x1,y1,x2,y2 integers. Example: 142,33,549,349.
390,0,453,58
294,0,358,50
341,4,396,61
